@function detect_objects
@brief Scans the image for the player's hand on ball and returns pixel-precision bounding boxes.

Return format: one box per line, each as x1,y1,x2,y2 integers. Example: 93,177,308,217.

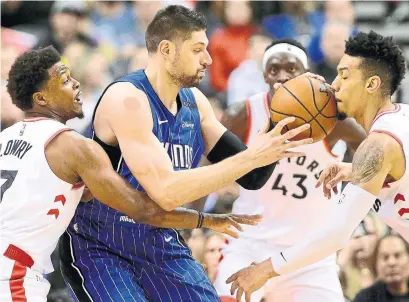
316,162,353,198
248,117,313,168
226,259,276,302
204,214,263,238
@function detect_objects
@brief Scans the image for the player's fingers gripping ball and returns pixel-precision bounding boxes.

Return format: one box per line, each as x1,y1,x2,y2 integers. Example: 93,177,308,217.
270,76,338,142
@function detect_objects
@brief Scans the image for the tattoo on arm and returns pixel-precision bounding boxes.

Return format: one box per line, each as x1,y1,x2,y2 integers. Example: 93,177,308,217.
351,139,384,185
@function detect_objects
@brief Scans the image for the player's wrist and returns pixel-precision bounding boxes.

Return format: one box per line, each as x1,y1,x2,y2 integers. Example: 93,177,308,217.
201,212,212,229
261,258,279,278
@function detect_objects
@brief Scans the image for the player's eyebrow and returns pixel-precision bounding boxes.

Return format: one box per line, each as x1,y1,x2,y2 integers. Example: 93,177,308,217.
57,65,69,76
192,42,208,47
337,67,349,72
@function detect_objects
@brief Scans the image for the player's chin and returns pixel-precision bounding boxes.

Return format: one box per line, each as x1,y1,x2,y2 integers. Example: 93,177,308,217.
72,105,85,119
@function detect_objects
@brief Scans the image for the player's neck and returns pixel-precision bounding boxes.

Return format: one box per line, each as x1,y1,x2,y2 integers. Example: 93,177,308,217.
358,98,394,134
387,280,409,296
24,110,66,124
145,64,180,110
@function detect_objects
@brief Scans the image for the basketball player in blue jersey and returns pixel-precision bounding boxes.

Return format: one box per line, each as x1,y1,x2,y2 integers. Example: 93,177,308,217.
60,5,313,302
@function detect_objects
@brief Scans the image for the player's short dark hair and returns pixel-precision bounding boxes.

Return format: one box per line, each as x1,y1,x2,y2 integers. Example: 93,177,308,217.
265,38,307,55
7,46,61,111
145,5,207,54
345,30,406,96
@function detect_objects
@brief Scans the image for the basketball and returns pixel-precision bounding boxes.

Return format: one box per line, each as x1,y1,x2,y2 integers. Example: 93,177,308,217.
270,76,338,142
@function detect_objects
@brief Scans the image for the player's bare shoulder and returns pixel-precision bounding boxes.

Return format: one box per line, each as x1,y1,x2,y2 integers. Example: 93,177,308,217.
45,130,98,184
351,132,403,185
95,81,154,143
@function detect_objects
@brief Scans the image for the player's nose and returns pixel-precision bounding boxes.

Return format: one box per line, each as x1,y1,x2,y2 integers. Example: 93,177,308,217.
73,78,80,90
276,72,291,84
203,50,212,66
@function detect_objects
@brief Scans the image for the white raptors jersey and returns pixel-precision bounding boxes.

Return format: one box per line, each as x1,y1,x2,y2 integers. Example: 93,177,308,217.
369,104,409,242
232,92,344,245
0,118,84,274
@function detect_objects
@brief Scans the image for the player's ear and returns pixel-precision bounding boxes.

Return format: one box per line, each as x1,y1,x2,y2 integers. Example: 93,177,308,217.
159,40,175,59
365,76,381,94
32,92,47,106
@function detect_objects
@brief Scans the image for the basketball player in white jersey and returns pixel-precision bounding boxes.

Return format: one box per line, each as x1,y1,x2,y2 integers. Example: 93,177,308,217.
0,46,282,301
214,39,366,302
227,31,409,302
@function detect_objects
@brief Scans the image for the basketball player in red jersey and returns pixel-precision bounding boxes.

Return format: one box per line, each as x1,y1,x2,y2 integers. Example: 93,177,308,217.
214,38,366,301
227,31,409,302
0,46,267,301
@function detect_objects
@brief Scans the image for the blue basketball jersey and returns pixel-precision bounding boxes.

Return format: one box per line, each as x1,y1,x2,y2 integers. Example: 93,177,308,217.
75,69,205,230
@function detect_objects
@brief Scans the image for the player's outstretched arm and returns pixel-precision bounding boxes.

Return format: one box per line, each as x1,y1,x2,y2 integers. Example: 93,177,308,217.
226,133,400,301
47,130,261,233
101,83,312,211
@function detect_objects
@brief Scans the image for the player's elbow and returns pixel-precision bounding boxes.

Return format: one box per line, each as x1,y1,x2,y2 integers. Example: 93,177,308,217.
148,191,179,212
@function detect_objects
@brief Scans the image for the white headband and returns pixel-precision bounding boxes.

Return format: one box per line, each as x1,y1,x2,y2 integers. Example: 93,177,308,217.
263,43,309,71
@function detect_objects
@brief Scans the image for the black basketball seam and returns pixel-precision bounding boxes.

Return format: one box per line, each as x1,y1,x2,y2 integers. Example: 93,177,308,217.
282,83,328,136
306,77,337,119
270,108,312,138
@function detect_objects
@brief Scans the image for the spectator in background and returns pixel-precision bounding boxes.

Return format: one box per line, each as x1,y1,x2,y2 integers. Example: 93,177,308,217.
262,1,323,48
182,229,207,264
1,1,52,29
35,1,96,54
227,31,272,107
1,44,23,129
209,1,258,93
202,232,226,284
308,0,356,64
195,1,225,38
132,1,163,46
325,0,355,25
314,21,352,84
89,1,135,50
354,234,409,302
338,215,382,300
67,51,112,134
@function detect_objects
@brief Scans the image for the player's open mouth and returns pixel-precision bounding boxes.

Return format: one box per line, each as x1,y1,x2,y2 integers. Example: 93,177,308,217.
74,91,83,105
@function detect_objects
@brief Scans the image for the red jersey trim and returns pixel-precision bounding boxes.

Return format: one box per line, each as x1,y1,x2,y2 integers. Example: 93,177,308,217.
372,104,401,126
370,130,403,148
72,182,85,190
44,128,73,148
244,99,252,145
23,117,52,122
322,138,339,158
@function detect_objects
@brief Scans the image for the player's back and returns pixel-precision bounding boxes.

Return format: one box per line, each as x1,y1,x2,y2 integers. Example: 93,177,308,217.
0,118,84,274
232,92,344,246
369,103,409,240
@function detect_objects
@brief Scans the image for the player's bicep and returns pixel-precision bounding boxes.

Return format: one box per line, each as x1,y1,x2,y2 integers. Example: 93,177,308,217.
350,133,395,195
192,88,227,155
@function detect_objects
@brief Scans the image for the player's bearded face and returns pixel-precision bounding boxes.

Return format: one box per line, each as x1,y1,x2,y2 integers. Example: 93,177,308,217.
168,32,211,88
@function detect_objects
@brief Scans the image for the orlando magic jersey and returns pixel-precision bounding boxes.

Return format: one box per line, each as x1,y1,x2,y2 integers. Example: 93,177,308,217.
74,69,205,230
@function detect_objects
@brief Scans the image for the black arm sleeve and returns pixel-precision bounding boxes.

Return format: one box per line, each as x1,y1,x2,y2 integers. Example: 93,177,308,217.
207,129,277,190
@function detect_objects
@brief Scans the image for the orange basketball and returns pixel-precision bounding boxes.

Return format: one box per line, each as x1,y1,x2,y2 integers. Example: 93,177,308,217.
270,76,338,142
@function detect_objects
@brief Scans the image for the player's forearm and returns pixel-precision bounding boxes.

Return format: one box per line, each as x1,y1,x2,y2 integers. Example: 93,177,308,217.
152,150,254,210
270,183,376,275
145,206,201,229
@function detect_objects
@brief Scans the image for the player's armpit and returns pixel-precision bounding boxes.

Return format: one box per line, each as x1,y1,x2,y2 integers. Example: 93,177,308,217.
192,87,228,155
58,132,162,222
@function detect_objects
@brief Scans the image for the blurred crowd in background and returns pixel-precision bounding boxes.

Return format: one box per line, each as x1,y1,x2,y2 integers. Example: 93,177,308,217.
1,1,409,301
